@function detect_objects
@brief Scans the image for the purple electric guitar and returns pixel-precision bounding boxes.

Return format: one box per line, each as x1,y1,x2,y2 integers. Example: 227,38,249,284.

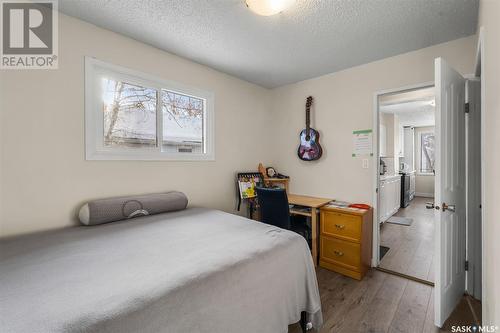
297,96,323,161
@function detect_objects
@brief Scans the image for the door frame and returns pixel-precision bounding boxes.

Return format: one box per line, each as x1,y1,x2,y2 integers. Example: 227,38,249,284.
371,81,434,267
461,25,485,308
474,27,485,313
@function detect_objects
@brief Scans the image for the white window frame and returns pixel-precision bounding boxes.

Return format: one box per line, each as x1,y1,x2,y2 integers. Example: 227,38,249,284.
85,57,215,161
417,130,435,176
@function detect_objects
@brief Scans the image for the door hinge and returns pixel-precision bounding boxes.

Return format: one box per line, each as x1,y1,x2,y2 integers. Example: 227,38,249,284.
465,260,469,271
465,102,470,114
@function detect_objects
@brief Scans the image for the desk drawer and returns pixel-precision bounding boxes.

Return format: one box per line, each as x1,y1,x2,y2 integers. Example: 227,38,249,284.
321,211,362,242
320,236,360,270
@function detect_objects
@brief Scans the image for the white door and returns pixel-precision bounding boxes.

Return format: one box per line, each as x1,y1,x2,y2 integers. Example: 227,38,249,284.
434,58,467,327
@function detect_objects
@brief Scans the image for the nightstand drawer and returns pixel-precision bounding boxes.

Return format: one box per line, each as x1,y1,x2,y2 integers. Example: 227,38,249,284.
320,236,360,270
321,210,362,242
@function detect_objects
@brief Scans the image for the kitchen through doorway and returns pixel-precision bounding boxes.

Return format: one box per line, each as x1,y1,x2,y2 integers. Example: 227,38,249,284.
377,85,436,284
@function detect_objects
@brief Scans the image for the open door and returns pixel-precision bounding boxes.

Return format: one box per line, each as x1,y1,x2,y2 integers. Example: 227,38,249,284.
433,58,467,327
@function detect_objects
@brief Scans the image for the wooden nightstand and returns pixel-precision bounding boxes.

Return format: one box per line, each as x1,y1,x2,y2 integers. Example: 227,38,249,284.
319,206,373,280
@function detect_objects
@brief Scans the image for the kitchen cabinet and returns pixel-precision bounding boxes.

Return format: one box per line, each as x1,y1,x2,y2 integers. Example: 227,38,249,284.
379,175,401,223
397,125,404,157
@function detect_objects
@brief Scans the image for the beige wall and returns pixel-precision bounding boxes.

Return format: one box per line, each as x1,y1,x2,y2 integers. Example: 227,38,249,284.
0,14,274,237
414,126,435,196
270,36,476,203
478,0,500,325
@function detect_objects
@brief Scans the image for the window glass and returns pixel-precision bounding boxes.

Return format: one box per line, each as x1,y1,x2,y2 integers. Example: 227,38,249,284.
86,58,214,160
102,78,157,148
420,132,435,173
161,90,204,154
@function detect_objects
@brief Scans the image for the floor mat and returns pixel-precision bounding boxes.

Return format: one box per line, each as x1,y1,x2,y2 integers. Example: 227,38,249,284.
380,246,390,260
386,216,413,226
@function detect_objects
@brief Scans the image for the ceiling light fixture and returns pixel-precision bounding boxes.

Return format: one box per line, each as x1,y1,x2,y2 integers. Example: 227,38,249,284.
245,0,295,16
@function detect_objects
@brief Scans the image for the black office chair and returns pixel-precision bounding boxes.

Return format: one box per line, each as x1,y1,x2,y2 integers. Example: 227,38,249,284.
256,187,311,247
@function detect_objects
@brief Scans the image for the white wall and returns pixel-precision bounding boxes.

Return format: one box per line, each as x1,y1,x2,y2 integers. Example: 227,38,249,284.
0,14,274,237
270,36,476,204
414,126,435,197
393,114,401,158
477,0,500,325
379,113,395,157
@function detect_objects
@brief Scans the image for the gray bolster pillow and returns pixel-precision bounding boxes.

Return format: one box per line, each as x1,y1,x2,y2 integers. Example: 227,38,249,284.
78,191,188,226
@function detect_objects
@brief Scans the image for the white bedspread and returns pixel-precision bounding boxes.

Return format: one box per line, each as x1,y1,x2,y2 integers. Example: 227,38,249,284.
0,208,322,333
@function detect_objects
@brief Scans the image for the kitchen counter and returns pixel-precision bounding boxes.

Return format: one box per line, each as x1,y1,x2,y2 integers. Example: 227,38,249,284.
380,174,400,181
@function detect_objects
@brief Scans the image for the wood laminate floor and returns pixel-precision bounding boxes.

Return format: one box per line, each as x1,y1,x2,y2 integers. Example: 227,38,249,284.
289,268,481,333
379,197,435,282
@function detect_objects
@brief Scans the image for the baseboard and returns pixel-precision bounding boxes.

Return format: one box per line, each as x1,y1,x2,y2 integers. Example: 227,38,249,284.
415,192,434,198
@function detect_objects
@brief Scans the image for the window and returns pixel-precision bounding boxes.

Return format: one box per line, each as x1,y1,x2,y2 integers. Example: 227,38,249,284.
419,132,435,174
85,57,214,160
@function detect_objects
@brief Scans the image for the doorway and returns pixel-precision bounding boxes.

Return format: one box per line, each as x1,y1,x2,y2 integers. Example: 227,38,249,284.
376,85,436,284
371,58,484,327
373,55,484,327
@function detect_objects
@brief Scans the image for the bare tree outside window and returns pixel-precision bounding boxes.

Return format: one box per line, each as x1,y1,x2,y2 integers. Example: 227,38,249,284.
420,132,435,174
103,78,157,148
162,90,204,154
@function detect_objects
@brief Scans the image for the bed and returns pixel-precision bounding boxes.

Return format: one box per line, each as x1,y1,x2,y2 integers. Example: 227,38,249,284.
0,207,322,333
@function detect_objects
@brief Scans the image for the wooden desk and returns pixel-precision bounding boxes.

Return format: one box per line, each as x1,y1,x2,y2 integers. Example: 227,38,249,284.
288,194,332,266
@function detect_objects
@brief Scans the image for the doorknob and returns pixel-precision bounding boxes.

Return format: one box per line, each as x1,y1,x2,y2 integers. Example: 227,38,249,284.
441,203,456,212
426,202,440,210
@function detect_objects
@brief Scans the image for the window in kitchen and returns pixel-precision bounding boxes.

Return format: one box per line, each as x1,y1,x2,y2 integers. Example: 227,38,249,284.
85,57,214,160
419,132,435,174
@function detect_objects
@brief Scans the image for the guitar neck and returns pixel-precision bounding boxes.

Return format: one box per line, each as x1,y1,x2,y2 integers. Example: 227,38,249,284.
306,106,310,132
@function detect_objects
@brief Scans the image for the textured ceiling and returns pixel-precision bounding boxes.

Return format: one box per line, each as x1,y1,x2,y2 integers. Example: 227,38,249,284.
381,100,435,127
58,0,479,88
380,86,436,127
397,110,435,128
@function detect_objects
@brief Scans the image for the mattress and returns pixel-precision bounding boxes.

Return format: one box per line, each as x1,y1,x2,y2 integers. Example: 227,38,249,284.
0,208,322,333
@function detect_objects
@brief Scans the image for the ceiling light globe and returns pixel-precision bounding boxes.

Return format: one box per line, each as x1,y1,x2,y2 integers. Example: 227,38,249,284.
245,0,295,16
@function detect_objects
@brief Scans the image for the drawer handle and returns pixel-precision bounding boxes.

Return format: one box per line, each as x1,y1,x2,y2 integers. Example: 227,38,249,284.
334,224,345,229
333,250,344,256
